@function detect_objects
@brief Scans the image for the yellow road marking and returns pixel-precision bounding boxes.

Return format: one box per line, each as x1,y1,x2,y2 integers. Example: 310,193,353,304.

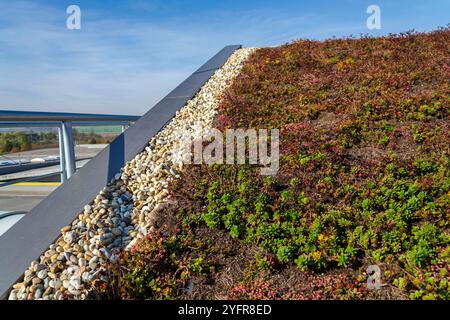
0,182,61,187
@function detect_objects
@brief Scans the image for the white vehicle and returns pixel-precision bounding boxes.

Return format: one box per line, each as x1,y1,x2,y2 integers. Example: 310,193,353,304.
44,156,59,162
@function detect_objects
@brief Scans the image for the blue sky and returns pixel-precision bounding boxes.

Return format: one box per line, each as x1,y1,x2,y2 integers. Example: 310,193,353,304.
0,0,448,115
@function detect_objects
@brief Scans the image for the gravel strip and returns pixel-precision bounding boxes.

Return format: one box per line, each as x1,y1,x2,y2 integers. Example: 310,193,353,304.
9,48,255,300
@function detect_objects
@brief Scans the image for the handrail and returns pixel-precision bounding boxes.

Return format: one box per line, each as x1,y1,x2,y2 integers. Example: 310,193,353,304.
0,121,137,127
0,112,140,181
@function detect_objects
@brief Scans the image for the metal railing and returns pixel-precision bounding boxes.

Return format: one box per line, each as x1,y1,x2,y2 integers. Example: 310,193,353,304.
0,46,241,299
0,111,140,182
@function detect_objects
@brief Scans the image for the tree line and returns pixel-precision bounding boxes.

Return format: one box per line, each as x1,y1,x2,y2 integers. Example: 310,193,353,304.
0,130,116,155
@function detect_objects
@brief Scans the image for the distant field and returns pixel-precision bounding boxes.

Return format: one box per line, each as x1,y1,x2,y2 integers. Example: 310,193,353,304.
73,126,123,134
0,126,121,155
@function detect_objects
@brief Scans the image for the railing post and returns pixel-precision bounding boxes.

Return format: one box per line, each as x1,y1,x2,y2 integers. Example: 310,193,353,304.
61,121,76,179
57,125,67,182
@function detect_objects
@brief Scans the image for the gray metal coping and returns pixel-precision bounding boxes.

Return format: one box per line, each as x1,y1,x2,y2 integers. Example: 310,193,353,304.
0,45,242,299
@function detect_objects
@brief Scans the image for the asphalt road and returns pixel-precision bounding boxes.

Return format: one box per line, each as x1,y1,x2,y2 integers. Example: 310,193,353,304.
0,159,90,181
0,145,107,236
0,144,107,162
0,184,58,212
0,185,55,237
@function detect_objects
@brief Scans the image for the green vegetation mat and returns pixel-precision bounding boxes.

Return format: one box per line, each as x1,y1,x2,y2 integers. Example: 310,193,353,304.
96,29,449,300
